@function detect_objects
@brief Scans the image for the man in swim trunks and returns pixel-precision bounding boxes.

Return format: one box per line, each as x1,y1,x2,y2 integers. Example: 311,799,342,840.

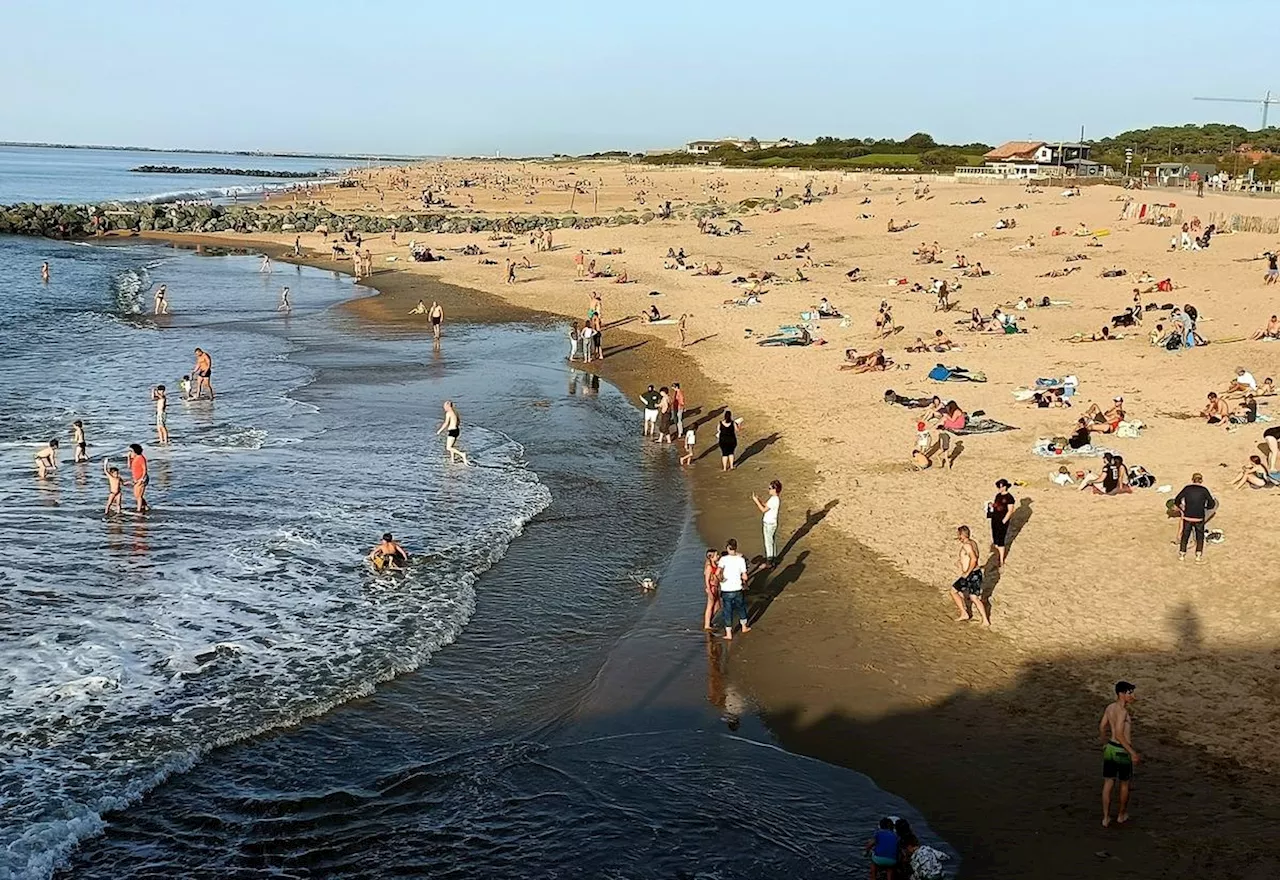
435,400,470,466
429,301,444,340
34,439,60,479
368,533,409,571
949,525,989,626
1099,680,1140,827
127,443,151,513
192,348,214,400
72,420,88,462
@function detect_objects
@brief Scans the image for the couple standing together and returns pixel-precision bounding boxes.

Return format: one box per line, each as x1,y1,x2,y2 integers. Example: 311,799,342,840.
703,480,783,639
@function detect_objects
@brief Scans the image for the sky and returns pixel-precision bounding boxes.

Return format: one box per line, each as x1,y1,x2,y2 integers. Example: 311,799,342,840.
3,0,1277,156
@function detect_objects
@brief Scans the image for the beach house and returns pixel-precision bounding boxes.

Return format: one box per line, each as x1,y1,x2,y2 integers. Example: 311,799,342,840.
956,140,1110,181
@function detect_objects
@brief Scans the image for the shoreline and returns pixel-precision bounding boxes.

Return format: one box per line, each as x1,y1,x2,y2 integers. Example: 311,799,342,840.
145,169,1280,876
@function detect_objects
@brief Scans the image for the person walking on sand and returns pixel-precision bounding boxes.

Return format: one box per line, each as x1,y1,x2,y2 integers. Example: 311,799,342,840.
505,259,516,284
1174,472,1216,563
752,480,783,567
41,261,50,284
717,410,738,471
151,385,170,444
153,284,169,315
127,443,150,513
293,235,302,257
672,381,686,434
429,301,444,340
678,313,688,348
436,400,470,466
1100,681,1141,827
987,479,1015,566
716,538,751,639
702,548,722,631
192,348,214,400
949,525,990,625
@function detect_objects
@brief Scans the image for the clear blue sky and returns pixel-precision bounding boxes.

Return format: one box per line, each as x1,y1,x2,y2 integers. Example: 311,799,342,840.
3,0,1276,155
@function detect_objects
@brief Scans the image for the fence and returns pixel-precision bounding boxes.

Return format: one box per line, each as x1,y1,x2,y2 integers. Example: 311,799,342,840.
1206,211,1280,234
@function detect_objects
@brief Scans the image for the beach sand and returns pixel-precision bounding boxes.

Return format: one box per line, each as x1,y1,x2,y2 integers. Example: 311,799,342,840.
158,162,1280,877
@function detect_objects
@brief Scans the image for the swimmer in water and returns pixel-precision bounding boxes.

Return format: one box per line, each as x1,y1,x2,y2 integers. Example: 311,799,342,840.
277,286,292,314
368,532,409,571
72,420,88,463
41,261,50,283
153,284,169,315
103,458,123,515
435,400,470,466
35,439,59,478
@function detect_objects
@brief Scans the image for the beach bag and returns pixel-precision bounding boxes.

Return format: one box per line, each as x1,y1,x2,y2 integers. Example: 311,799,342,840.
1116,420,1143,439
1129,467,1155,489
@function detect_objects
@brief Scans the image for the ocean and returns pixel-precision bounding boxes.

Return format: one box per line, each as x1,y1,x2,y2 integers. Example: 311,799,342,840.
1,149,955,879
0,145,349,205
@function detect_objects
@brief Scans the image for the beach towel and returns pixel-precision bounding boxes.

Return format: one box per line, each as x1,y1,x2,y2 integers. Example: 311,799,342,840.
1032,441,1115,458
929,365,987,383
955,418,1017,435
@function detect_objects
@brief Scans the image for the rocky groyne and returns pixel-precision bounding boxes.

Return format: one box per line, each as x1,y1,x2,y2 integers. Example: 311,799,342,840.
130,165,325,178
0,195,808,240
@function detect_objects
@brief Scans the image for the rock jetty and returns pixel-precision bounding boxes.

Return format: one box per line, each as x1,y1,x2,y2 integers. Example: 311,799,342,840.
130,165,325,178
0,196,806,240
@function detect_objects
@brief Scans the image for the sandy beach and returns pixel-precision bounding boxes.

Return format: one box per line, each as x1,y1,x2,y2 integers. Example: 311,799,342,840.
164,161,1280,877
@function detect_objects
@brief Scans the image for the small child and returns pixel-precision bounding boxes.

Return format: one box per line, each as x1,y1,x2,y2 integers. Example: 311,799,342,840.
103,458,123,515
680,427,696,467
152,385,169,444
180,375,192,399
904,840,949,880
864,817,899,879
35,439,59,478
72,420,87,463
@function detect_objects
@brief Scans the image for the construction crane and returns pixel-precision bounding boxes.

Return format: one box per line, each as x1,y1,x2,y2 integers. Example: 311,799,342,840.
1193,91,1280,129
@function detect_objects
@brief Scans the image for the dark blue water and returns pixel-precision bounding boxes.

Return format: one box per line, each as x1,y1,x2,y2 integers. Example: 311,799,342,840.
0,145,343,204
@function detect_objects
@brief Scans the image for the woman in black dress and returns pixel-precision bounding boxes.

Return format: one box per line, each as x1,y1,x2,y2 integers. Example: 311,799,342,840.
988,478,1015,566
718,410,738,471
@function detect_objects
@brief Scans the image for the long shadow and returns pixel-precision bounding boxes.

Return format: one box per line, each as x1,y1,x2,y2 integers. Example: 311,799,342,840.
747,550,809,624
684,334,718,347
776,499,839,562
749,604,1280,880
735,431,781,466
691,406,726,432
603,340,649,358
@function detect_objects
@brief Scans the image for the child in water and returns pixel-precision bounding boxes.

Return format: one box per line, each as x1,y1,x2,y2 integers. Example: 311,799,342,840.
103,459,123,515
152,385,169,444
35,439,59,478
681,426,696,467
180,375,192,400
864,817,899,877
72,420,87,463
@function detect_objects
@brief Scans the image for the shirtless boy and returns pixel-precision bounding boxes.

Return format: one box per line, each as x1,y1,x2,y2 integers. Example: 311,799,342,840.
152,385,170,444
103,459,123,515
368,532,409,571
72,420,88,463
949,525,990,625
435,400,470,466
35,439,59,478
1100,681,1141,827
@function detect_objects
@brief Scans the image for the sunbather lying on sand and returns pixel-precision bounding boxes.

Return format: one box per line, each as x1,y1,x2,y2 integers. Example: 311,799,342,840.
841,348,891,372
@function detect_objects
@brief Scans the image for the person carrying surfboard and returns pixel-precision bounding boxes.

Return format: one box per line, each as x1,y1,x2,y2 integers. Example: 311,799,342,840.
368,533,409,572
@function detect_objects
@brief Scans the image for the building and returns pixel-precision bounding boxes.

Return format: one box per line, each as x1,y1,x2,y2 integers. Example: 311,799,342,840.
1141,162,1219,187
954,139,1110,181
684,137,801,154
983,141,1092,166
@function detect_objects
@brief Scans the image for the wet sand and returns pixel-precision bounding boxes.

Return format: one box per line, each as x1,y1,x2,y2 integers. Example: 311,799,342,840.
148,164,1280,878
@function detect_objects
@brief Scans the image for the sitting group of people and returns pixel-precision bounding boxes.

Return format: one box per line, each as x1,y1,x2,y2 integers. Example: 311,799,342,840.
841,348,892,372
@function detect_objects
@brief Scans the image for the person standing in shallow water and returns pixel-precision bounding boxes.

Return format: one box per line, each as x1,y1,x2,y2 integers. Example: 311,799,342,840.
436,400,470,466
1100,681,1140,827
702,548,722,631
